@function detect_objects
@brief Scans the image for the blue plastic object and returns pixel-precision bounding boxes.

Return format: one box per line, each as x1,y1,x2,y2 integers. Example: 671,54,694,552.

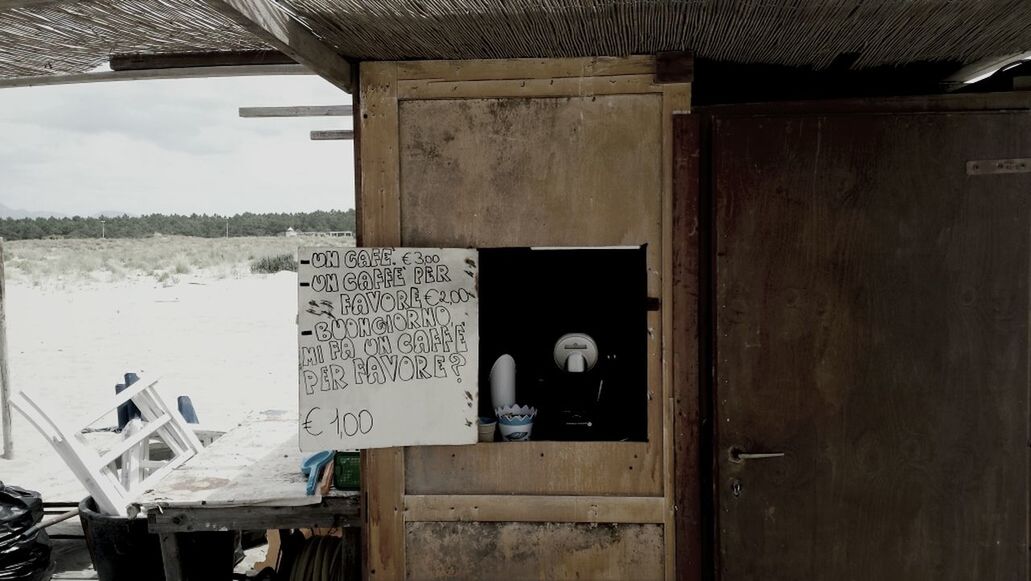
114,383,128,430
301,451,335,496
177,396,199,424
114,374,142,431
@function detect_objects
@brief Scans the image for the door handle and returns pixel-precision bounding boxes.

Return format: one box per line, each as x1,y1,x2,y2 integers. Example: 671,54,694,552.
729,447,785,463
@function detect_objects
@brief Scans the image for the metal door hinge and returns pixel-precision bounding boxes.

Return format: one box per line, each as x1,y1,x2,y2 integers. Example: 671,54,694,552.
967,158,1031,175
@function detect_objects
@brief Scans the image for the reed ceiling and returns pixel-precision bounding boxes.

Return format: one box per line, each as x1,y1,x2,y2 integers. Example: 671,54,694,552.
1,0,1029,79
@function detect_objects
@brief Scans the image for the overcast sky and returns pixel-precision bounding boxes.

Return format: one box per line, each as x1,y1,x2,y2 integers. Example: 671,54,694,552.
0,74,354,216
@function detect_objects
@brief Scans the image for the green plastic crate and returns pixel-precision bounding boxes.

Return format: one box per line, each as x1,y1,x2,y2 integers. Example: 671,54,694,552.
334,451,361,491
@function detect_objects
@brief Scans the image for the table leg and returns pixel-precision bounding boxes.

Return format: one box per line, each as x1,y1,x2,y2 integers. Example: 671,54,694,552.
159,532,184,581
342,527,361,579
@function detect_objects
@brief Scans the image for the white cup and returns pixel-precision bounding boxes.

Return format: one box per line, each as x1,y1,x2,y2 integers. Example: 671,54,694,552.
498,421,533,442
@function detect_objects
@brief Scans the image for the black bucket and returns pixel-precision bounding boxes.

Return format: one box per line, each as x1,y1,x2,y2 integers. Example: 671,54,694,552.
79,497,236,581
78,497,164,581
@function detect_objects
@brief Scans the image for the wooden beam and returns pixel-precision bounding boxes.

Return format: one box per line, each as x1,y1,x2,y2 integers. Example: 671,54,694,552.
0,239,9,459
394,55,656,81
662,83,692,581
240,105,352,118
700,91,1031,115
656,51,694,83
158,533,184,581
0,64,310,90
397,74,660,101
110,50,294,71
341,528,361,580
205,0,352,93
310,129,354,141
357,61,404,581
943,51,1031,88
404,495,666,524
672,114,703,581
147,498,360,533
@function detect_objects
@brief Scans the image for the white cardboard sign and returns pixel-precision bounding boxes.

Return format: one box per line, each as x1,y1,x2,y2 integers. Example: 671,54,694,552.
297,247,478,451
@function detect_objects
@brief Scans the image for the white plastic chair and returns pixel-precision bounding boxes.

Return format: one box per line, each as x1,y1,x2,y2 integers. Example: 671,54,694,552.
11,375,203,516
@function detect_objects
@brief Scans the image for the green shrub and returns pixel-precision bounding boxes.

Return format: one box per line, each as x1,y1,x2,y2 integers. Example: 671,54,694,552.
251,253,298,274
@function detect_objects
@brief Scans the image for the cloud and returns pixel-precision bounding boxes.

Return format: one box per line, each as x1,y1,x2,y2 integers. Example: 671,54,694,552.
0,75,355,216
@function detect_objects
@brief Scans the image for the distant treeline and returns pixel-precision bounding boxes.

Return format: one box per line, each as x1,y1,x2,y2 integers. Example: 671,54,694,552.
0,210,356,241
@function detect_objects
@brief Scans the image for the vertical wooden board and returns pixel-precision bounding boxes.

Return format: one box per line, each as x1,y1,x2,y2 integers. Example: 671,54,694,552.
714,112,1031,580
661,85,691,581
405,522,664,581
357,61,406,581
158,533,184,581
671,115,701,581
397,94,665,496
0,239,8,459
362,446,404,579
352,78,364,247
358,62,401,246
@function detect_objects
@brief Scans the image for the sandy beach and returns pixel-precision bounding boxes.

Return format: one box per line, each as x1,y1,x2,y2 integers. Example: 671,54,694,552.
1,237,343,503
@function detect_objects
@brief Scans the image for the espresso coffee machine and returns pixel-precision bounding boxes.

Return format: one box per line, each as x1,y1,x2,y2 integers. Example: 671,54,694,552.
549,333,603,439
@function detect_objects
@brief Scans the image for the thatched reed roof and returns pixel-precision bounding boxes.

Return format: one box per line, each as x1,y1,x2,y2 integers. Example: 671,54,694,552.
0,0,264,77
1,0,1030,80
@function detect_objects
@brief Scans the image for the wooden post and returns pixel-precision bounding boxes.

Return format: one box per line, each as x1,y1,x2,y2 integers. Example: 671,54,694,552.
203,0,353,93
158,533,184,581
0,238,11,459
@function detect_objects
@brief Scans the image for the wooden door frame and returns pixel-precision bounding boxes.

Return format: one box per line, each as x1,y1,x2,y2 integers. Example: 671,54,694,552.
672,113,705,581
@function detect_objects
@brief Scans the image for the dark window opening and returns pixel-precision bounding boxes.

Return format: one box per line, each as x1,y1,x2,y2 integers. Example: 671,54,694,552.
477,246,649,442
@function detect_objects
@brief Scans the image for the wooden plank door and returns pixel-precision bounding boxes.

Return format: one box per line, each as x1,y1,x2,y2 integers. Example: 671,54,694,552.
714,112,1031,581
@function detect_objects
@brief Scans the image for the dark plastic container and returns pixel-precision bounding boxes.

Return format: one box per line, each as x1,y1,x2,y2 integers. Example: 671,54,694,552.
78,497,163,581
78,497,234,581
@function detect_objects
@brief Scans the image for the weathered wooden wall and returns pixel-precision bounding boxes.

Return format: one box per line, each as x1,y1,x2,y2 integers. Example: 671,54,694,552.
399,94,663,497
405,522,664,581
357,56,691,580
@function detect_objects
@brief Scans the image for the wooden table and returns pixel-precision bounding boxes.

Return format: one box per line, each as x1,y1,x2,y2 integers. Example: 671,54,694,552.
131,411,360,580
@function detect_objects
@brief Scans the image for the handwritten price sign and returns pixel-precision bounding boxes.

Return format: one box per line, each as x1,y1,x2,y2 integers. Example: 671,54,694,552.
297,248,479,451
